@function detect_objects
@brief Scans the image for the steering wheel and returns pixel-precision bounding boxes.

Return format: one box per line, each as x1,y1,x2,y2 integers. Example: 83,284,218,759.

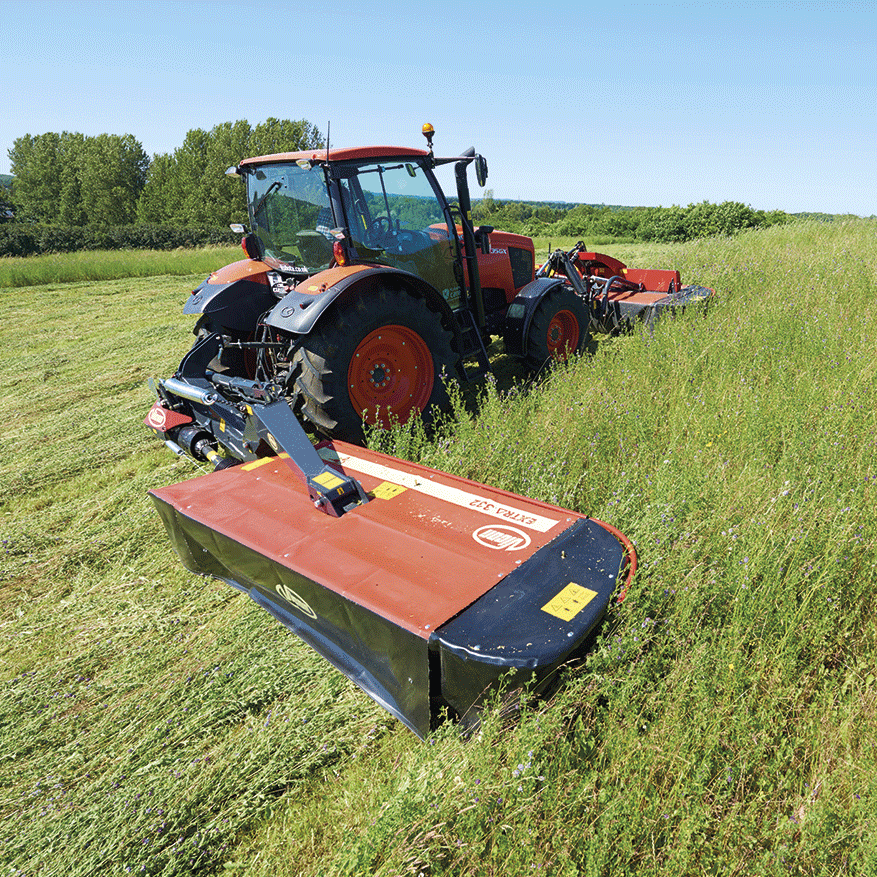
364,216,393,247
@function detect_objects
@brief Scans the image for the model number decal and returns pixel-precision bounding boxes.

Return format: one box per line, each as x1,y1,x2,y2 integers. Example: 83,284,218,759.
318,448,561,532
469,499,538,527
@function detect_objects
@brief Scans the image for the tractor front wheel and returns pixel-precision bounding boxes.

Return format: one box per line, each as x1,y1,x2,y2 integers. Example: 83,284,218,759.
525,284,591,369
290,287,457,443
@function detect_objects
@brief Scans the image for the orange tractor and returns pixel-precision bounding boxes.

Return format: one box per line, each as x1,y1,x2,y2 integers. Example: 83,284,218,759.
165,123,712,450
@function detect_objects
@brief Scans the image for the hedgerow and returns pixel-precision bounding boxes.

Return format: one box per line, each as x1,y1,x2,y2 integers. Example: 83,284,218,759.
472,197,795,243
0,222,237,258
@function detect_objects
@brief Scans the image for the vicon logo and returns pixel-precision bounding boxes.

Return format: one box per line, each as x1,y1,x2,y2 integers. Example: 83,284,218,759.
146,406,168,430
473,525,531,551
143,402,192,433
276,584,317,619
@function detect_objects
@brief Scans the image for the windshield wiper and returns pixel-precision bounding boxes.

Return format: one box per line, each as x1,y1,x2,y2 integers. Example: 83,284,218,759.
251,180,282,218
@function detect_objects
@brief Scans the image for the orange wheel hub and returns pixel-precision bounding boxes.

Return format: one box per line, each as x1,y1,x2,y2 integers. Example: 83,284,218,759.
546,310,580,359
348,325,434,426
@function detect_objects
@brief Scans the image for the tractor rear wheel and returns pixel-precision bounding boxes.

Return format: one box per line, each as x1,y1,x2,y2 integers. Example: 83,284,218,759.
525,284,590,369
290,287,458,443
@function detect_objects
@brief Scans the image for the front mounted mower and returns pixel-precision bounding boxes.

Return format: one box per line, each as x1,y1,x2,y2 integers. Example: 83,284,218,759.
148,342,636,735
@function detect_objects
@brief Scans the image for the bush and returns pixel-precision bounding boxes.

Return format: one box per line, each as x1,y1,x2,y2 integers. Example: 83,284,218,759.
473,198,794,244
0,224,39,257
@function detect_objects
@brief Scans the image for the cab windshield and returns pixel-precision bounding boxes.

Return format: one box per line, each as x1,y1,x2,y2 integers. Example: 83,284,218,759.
246,161,334,272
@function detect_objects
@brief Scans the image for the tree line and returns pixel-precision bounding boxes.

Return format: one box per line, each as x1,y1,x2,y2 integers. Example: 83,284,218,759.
471,190,793,243
1,119,322,256
3,118,801,257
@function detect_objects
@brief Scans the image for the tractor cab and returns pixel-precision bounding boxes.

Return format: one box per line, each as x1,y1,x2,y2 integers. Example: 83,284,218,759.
237,148,464,309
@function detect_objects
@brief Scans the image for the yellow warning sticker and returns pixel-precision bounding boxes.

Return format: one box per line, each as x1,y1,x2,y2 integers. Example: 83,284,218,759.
371,481,407,500
541,583,598,621
313,471,345,490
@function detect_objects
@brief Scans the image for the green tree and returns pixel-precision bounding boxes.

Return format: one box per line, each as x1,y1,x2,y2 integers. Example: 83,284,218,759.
165,127,213,226
0,176,13,222
56,132,87,225
135,153,177,224
137,118,323,227
78,133,148,225
472,188,497,222
248,118,322,159
9,131,147,225
638,206,688,242
198,120,253,226
8,132,65,222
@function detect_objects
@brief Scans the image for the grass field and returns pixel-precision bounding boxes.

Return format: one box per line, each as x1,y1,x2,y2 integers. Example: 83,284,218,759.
2,219,876,875
0,245,243,288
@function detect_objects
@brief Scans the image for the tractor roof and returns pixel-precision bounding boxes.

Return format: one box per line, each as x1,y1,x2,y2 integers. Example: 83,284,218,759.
239,146,430,167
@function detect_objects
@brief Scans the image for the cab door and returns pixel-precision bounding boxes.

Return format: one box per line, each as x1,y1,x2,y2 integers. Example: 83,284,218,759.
335,160,464,309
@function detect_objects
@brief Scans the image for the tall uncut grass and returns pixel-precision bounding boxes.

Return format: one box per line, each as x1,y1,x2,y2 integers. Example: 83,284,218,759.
2,219,876,875
0,245,241,288
0,240,630,290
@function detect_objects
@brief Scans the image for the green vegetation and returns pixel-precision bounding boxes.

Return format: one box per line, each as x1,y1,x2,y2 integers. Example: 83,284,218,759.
136,119,322,228
0,245,241,288
0,223,240,260
5,118,857,264
3,118,835,264
3,119,322,244
8,132,149,226
472,192,794,245
0,239,605,289
2,219,876,875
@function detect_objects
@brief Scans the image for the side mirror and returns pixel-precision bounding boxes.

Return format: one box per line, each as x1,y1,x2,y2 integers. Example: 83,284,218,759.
242,232,265,261
474,154,488,188
475,225,494,255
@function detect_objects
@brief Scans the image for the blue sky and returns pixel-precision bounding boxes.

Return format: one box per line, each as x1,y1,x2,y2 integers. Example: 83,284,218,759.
1,0,874,215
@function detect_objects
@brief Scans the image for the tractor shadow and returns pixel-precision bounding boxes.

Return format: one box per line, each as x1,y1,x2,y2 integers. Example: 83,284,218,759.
455,332,601,414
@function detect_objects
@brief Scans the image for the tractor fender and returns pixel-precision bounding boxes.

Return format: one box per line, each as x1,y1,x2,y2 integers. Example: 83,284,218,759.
183,259,276,334
264,264,460,343
502,276,568,358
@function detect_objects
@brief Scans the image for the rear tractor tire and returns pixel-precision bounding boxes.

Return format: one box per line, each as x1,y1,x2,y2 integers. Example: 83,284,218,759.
290,287,458,443
525,284,591,370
